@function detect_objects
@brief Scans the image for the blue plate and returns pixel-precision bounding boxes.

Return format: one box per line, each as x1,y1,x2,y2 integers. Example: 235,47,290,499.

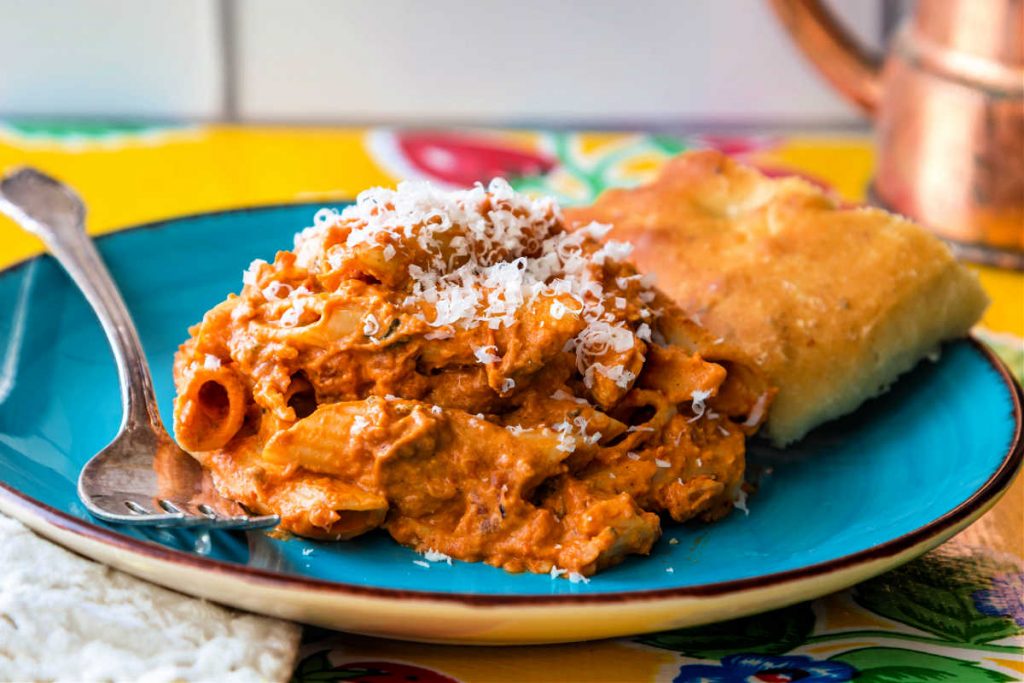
0,204,1020,644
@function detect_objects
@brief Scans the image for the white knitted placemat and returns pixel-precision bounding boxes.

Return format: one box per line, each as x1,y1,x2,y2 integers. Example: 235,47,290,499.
0,513,301,682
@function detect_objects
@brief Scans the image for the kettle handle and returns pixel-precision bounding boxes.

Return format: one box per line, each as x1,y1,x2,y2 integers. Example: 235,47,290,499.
768,0,883,116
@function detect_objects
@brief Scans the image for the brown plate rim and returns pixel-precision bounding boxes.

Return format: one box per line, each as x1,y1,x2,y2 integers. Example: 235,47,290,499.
0,203,1021,607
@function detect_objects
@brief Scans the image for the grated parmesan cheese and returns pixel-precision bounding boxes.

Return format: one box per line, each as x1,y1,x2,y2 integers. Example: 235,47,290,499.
290,179,661,400
351,415,369,435
593,240,633,264
734,488,750,515
568,572,590,584
552,416,601,454
362,313,380,337
688,389,712,423
473,345,501,364
279,306,301,328
583,362,636,390
424,328,454,340
553,421,577,453
422,549,453,565
742,393,769,428
261,281,291,300
550,389,589,405
655,458,671,468
242,259,267,287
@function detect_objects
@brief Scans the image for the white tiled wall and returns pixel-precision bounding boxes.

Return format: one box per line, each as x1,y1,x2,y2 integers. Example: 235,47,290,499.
0,0,882,124
235,0,878,124
0,0,223,119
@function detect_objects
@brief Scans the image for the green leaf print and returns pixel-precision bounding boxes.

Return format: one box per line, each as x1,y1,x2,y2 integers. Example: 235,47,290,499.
830,648,1015,683
853,549,1024,644
1,120,177,140
636,602,815,658
510,132,692,205
648,134,689,156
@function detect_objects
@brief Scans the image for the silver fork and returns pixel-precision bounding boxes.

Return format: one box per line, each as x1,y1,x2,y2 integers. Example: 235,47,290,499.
0,167,279,530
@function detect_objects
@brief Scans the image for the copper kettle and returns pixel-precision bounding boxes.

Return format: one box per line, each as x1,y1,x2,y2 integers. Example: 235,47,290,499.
770,0,1024,269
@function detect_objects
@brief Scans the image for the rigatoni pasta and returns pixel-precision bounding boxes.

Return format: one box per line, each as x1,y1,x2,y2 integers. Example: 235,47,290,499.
172,179,772,578
173,363,248,452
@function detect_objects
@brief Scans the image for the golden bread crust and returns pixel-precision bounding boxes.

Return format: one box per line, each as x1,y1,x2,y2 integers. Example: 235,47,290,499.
566,150,988,445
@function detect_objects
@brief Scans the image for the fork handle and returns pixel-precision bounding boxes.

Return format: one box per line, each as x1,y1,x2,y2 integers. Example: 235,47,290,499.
0,168,162,431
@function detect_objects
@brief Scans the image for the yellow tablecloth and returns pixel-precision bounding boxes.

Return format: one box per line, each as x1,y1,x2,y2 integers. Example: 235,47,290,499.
0,123,1020,682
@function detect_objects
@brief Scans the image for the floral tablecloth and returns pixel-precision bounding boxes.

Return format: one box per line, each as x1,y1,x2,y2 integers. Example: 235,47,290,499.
0,123,1021,682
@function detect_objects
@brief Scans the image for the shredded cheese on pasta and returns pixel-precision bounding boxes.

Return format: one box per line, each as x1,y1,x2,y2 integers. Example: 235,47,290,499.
291,179,658,390
172,177,772,580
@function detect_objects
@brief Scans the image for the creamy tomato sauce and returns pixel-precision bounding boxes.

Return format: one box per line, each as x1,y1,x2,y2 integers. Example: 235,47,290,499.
173,179,772,577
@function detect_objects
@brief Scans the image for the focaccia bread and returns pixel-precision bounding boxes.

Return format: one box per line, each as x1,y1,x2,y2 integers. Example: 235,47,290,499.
565,150,989,446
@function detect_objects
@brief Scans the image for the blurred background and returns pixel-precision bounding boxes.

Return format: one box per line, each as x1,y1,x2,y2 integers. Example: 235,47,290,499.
0,0,906,127
0,0,1019,273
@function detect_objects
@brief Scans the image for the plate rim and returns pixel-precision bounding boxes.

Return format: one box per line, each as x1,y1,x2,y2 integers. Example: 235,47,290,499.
0,203,1021,607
